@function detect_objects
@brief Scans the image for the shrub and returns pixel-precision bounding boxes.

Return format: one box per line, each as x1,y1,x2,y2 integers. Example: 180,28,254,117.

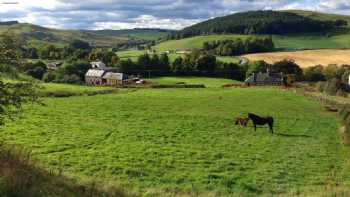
42,71,58,82
303,65,326,82
315,81,326,92
324,78,342,96
337,89,348,98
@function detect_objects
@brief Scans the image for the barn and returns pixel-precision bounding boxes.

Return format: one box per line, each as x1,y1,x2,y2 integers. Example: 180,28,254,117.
85,69,106,85
103,72,128,86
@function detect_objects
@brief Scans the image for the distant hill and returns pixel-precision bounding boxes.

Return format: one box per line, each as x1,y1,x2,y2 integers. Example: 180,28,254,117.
172,10,349,39
285,10,350,26
0,23,172,47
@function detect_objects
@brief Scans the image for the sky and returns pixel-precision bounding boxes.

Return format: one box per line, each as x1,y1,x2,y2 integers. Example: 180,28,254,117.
0,0,349,30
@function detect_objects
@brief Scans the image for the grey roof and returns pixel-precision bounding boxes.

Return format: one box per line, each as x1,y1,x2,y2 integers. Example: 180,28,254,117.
245,72,282,83
90,61,106,69
85,69,106,77
102,72,125,80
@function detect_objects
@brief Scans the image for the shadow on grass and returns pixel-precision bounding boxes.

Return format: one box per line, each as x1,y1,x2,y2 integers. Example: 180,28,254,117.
274,133,312,138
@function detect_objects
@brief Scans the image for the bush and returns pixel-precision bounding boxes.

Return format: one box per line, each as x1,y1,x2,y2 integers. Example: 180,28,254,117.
337,89,348,98
315,81,326,92
324,78,342,96
303,65,326,82
42,71,58,82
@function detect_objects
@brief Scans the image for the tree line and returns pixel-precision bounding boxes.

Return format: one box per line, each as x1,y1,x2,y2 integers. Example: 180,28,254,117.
169,10,348,39
203,37,274,56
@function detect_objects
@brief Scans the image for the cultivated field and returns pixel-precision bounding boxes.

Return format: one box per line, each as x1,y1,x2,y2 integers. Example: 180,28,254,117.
1,78,349,196
243,49,350,68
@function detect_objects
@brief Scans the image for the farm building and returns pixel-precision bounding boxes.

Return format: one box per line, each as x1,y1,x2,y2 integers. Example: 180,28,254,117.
85,69,106,86
245,70,283,85
103,72,128,86
85,68,128,86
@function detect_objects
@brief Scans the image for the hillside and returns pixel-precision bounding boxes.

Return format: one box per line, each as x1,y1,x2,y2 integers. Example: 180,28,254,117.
0,23,171,47
172,10,348,39
154,33,350,52
286,10,350,26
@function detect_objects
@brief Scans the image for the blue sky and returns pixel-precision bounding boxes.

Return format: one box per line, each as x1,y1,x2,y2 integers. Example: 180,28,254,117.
0,0,349,30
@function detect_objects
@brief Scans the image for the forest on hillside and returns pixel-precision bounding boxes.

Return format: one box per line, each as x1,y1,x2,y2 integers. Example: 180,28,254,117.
170,10,348,39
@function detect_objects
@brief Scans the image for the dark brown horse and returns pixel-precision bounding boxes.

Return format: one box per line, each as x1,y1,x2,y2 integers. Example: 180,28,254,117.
248,113,274,133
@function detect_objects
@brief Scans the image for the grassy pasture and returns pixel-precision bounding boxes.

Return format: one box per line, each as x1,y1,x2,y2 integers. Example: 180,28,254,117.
154,33,350,52
149,76,239,88
0,85,349,196
243,49,350,68
154,35,251,52
117,50,146,61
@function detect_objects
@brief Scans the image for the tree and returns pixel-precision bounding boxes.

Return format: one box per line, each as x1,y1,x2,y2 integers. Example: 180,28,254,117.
137,54,151,70
0,81,39,125
196,54,216,74
0,33,23,64
69,39,90,50
271,59,303,79
117,59,136,73
246,60,270,77
171,56,185,74
159,53,170,71
303,65,326,82
60,60,90,81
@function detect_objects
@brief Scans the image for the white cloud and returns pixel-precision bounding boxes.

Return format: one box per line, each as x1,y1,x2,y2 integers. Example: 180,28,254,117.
0,0,348,30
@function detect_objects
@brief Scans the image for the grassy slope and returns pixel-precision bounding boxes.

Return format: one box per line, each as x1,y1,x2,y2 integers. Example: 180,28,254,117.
0,24,168,47
154,35,250,51
154,33,350,52
0,84,349,195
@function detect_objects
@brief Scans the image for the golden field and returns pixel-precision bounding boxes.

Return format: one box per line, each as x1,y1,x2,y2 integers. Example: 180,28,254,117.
243,49,350,68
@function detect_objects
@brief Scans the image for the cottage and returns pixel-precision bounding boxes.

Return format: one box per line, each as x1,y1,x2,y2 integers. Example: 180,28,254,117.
85,69,106,85
245,70,283,86
103,72,128,86
90,61,107,69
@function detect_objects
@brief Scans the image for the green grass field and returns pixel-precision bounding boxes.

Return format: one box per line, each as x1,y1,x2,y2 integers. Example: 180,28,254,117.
154,35,251,52
1,81,349,196
39,83,115,94
149,76,239,88
117,50,146,61
154,33,350,52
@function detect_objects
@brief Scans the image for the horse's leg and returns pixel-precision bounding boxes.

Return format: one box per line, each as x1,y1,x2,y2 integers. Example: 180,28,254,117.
254,124,257,131
269,122,274,134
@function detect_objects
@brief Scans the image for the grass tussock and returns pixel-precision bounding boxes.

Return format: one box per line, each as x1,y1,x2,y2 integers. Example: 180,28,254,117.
0,143,133,197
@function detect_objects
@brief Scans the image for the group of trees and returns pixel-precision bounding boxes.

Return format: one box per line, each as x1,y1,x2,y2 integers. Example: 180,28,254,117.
303,64,350,83
245,59,303,79
115,51,246,80
303,64,350,96
203,37,274,56
169,10,348,39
